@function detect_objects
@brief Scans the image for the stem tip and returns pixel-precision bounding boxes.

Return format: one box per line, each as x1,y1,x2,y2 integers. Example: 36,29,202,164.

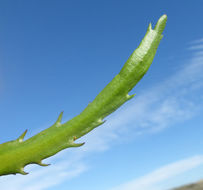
154,14,167,34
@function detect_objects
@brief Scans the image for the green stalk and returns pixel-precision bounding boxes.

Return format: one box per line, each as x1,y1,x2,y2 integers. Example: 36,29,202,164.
0,15,167,176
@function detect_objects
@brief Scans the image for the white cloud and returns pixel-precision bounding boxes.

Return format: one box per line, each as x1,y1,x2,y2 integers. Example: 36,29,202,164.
0,39,203,190
109,155,203,190
188,38,203,50
189,38,203,44
188,44,203,50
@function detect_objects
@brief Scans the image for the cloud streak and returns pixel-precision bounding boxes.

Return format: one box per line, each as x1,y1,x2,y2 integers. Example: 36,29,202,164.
109,155,203,190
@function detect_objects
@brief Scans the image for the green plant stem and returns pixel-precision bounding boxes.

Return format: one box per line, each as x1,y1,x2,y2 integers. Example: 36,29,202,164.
0,14,167,176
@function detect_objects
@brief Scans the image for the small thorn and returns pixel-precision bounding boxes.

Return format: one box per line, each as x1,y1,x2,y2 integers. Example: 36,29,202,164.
126,93,136,101
147,23,152,31
17,129,28,142
19,168,28,175
70,142,85,148
96,118,106,126
101,119,106,124
37,161,50,167
71,136,85,147
55,111,64,127
98,119,106,126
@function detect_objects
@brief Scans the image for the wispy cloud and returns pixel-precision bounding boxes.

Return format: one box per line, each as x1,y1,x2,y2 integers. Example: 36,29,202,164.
109,155,203,190
188,38,203,50
188,44,203,50
189,38,203,44
0,39,203,190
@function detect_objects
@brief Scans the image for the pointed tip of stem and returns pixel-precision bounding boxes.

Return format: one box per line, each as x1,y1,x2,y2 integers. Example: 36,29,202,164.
154,14,167,34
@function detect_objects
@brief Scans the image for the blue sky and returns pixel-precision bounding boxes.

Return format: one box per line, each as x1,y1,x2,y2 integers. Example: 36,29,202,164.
0,0,203,189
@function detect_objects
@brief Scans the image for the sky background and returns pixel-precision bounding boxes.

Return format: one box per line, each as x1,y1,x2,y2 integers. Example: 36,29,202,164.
0,0,203,190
